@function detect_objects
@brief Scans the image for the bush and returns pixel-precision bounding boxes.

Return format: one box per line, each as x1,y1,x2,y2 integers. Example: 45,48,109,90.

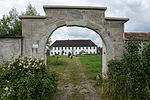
0,56,58,100
99,41,150,100
68,52,71,57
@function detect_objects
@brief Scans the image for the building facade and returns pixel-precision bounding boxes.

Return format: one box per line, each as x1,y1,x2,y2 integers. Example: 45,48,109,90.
50,40,97,56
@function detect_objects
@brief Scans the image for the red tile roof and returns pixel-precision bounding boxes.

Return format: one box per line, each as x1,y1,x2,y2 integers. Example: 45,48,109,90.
125,32,150,40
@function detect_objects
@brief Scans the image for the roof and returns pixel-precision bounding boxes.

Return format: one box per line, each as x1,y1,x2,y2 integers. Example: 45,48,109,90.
51,40,97,47
125,32,150,41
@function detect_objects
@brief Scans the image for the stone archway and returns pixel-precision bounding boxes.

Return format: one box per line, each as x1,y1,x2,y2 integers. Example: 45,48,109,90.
20,5,129,73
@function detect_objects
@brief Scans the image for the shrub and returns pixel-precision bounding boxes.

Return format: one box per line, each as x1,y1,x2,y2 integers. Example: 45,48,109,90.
68,52,71,57
0,56,58,100
99,41,150,100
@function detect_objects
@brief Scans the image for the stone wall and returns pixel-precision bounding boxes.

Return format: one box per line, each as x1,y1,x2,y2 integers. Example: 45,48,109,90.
0,37,22,64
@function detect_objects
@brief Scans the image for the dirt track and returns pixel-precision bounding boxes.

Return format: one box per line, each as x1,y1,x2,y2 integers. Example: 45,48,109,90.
50,57,102,100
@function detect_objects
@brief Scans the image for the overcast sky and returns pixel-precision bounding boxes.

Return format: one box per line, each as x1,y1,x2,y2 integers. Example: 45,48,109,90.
0,0,150,47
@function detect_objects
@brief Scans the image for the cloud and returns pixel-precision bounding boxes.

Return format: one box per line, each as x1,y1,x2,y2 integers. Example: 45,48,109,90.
0,0,150,32
0,0,150,47
103,0,150,32
50,26,102,47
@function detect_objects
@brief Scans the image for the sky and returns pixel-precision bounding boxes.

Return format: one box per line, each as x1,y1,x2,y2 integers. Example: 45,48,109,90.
0,0,150,47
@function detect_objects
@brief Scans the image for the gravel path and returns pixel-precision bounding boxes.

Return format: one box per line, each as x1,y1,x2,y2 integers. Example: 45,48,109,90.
50,57,102,100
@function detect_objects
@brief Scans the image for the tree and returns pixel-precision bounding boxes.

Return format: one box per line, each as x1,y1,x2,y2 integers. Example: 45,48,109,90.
0,15,10,36
0,8,21,36
68,52,71,57
0,4,40,36
62,50,64,55
46,39,52,55
21,4,40,16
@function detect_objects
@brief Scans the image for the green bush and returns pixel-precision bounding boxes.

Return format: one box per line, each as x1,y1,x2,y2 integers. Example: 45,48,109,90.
100,41,150,100
0,56,58,100
68,52,71,57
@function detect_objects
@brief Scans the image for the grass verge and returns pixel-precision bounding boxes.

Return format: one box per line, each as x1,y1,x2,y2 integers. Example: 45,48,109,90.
47,55,69,73
78,54,102,80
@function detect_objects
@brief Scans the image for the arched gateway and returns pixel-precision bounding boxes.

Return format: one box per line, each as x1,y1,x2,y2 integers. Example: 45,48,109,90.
19,5,129,73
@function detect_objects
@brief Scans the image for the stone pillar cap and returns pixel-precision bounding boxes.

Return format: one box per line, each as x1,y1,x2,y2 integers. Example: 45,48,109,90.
43,5,107,10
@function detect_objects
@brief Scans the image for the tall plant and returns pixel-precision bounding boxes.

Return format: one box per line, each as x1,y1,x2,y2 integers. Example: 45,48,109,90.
102,40,150,100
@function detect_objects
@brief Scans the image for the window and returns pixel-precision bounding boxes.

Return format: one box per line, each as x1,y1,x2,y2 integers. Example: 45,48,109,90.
76,52,77,54
76,47,77,49
90,47,91,49
62,47,63,50
65,47,66,50
93,47,95,49
86,47,88,49
79,47,81,49
68,47,70,49
58,52,59,55
51,52,53,54
72,47,74,49
58,47,59,50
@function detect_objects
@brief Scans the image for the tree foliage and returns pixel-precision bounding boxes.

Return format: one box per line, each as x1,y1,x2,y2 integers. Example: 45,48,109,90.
46,39,52,55
0,8,21,36
21,3,40,16
0,4,40,36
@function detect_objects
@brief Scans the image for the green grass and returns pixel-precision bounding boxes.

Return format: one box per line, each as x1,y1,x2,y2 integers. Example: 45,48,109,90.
70,69,80,85
71,88,83,100
78,54,102,80
47,55,103,100
78,55,103,99
47,55,69,72
69,60,82,85
47,55,69,66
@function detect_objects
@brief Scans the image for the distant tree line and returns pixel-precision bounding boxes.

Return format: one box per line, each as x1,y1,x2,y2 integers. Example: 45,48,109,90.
0,4,40,37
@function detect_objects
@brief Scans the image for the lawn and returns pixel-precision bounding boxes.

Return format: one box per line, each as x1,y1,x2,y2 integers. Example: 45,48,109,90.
47,55,102,80
47,55,69,73
77,54,102,80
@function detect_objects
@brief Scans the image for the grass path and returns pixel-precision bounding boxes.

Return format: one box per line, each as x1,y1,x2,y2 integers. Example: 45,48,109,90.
50,57,102,100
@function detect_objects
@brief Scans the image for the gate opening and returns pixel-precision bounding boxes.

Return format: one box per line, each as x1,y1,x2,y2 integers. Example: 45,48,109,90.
45,26,106,74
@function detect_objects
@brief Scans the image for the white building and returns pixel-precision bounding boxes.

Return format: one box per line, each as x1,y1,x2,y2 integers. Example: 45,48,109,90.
50,40,97,56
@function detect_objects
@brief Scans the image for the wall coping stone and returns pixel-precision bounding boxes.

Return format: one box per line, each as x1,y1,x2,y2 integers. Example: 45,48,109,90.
43,5,107,10
105,17,129,22
0,36,23,39
19,16,46,19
